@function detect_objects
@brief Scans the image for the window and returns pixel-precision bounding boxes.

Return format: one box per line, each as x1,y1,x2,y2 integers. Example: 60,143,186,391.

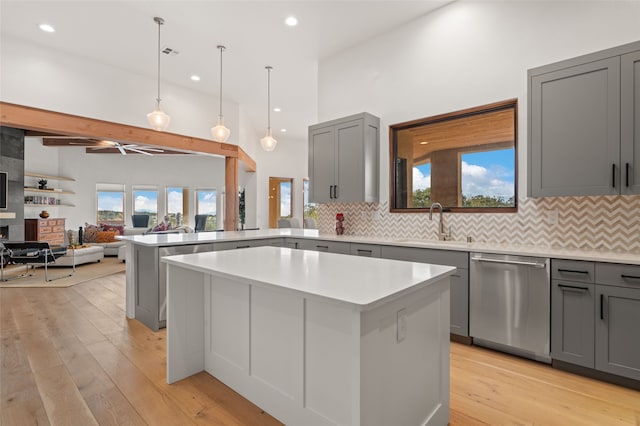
390,99,517,212
133,187,158,226
96,183,124,223
166,187,187,226
280,180,292,218
303,179,318,227
196,189,217,230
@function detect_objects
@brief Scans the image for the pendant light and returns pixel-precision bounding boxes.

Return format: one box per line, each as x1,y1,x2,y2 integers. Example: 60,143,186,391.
260,66,277,151
211,45,231,142
147,17,170,131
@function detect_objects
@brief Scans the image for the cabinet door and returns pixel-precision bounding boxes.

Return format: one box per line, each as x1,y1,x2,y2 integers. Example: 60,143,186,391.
296,239,350,254
621,50,640,194
380,245,469,336
595,285,640,380
449,271,469,337
551,280,595,368
309,126,335,203
335,119,364,202
529,57,621,196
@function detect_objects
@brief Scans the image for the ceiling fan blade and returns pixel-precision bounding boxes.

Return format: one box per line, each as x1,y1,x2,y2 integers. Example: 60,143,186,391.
117,145,127,155
126,147,154,156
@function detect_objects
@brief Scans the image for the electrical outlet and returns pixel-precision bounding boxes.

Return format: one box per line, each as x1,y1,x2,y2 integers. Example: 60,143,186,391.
547,209,558,224
397,308,407,343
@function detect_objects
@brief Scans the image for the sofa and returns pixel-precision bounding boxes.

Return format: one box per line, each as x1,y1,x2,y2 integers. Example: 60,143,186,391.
66,226,149,256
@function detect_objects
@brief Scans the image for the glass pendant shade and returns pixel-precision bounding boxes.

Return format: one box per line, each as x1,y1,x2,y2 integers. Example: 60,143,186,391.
260,65,277,151
260,129,277,151
211,45,231,142
147,108,171,131
148,17,170,131
211,116,231,142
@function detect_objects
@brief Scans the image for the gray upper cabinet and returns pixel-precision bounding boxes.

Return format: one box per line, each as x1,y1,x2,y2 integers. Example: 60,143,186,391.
621,50,640,194
308,112,379,203
528,41,640,197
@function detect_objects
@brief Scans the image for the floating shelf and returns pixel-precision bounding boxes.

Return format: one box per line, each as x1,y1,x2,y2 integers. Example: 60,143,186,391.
24,203,75,207
24,187,75,195
24,172,75,182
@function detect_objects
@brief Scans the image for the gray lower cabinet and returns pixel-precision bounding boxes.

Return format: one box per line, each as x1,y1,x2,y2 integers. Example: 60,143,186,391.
595,263,640,381
294,238,351,254
380,245,469,336
213,238,283,251
551,259,640,381
528,40,640,197
350,243,381,257
551,279,595,367
135,243,214,331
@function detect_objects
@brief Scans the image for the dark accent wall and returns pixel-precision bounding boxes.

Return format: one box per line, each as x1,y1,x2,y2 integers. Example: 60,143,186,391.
0,126,25,241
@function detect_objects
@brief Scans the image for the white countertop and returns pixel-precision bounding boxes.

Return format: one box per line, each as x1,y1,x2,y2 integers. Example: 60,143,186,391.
161,246,456,310
119,228,640,265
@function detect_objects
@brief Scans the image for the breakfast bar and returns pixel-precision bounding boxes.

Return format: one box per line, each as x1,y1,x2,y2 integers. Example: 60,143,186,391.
161,246,455,426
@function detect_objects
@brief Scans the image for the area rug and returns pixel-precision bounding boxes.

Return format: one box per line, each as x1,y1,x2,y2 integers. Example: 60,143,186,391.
0,256,126,288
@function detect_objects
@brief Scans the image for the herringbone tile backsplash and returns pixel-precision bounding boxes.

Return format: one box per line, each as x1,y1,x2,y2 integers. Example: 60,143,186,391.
317,196,640,253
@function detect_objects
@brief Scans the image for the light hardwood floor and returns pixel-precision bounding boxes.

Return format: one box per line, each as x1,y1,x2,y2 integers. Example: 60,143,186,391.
1,272,639,425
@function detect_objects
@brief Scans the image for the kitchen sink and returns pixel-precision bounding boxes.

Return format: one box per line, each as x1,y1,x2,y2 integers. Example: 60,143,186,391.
393,238,470,248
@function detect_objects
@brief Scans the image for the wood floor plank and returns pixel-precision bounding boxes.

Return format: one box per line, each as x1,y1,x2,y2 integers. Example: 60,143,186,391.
2,273,640,426
33,364,98,425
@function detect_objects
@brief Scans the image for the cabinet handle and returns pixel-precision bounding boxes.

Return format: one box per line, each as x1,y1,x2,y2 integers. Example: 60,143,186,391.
612,163,616,188
557,268,589,275
357,249,372,254
621,274,640,280
236,245,250,249
316,245,329,251
600,294,605,320
329,186,334,199
626,163,630,187
334,185,339,199
451,274,461,278
558,284,589,292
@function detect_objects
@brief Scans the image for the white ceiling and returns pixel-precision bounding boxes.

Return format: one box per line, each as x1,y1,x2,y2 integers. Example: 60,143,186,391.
0,1,450,143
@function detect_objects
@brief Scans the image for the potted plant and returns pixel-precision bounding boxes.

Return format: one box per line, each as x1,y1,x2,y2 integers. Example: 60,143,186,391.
238,189,245,230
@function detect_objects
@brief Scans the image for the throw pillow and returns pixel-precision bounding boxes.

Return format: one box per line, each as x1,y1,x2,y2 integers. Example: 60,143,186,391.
101,223,125,235
83,226,99,243
151,222,167,232
95,230,118,243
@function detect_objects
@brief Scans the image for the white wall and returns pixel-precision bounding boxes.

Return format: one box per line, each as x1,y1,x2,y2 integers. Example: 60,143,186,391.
24,140,226,230
3,35,310,230
317,1,640,202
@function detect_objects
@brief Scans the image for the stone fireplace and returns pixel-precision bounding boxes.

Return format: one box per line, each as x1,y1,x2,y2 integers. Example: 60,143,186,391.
0,126,25,241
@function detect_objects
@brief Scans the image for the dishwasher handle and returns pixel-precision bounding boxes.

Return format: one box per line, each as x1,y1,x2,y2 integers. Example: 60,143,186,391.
471,256,547,268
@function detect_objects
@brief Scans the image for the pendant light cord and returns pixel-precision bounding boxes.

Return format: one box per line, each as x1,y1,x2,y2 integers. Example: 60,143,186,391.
266,66,272,132
154,17,164,108
218,45,225,119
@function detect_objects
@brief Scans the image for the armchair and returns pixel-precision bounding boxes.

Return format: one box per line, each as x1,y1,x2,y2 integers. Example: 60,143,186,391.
194,214,208,232
1,241,73,282
132,214,150,228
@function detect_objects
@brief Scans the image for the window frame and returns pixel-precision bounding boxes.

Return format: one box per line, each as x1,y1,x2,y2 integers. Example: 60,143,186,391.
195,188,218,231
389,98,518,213
132,185,159,227
96,183,125,224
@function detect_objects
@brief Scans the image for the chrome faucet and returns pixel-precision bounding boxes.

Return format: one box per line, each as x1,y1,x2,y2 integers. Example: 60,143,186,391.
429,202,451,241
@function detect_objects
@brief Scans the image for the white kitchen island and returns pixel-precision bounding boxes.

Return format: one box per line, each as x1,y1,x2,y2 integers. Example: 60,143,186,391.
162,246,455,426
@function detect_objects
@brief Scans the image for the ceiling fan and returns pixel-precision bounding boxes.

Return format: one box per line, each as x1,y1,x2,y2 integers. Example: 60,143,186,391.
83,140,165,156
40,136,164,156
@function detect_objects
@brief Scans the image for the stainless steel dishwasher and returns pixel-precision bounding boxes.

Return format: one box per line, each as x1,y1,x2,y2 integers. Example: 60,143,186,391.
470,252,551,363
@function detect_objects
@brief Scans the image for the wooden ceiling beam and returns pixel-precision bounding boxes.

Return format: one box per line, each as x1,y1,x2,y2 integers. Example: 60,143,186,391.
0,102,257,172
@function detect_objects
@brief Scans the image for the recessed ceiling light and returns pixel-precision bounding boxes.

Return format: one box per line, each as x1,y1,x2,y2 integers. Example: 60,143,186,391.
39,23,55,33
280,128,287,132
419,141,429,145
285,16,298,26
190,75,201,81
273,107,281,112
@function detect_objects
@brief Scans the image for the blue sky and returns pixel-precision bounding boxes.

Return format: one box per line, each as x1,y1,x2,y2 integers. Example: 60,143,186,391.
197,190,217,215
97,192,123,212
134,190,158,213
413,148,515,198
